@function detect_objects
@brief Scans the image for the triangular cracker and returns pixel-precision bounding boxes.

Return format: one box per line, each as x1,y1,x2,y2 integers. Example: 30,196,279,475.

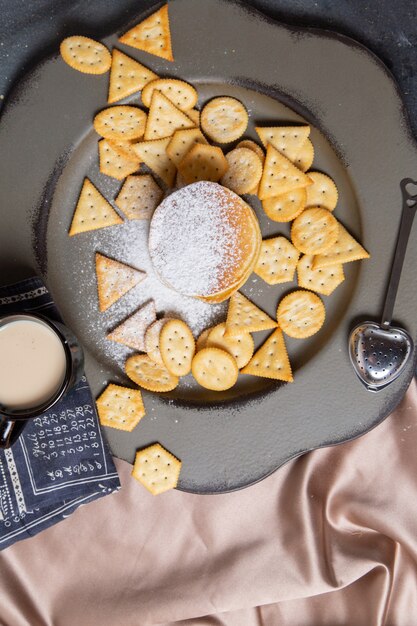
313,222,370,269
107,300,156,351
258,145,312,200
95,253,146,312
144,91,194,140
69,179,123,236
98,139,139,180
108,49,158,104
166,128,208,167
115,174,163,220
256,126,310,161
241,329,293,382
119,5,174,62
225,292,278,337
132,138,176,186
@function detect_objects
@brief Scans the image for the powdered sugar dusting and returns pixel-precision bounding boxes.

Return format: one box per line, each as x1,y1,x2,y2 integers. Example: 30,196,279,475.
148,181,252,297
107,300,156,351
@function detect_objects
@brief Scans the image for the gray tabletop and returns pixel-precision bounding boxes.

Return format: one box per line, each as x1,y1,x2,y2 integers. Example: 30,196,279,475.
0,0,416,140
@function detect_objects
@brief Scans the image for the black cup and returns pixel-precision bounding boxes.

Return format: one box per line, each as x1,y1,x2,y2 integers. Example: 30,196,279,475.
0,313,84,448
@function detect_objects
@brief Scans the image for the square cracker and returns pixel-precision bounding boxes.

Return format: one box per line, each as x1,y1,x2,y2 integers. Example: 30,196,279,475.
255,236,300,285
256,125,310,161
178,143,228,184
115,174,163,220
132,443,181,495
119,5,174,62
297,255,345,296
96,384,145,432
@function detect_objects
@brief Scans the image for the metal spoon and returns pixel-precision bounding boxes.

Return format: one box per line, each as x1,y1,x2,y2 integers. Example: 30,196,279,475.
349,178,417,392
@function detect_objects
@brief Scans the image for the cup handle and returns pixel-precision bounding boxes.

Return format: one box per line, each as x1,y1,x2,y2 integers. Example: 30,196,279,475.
0,417,26,449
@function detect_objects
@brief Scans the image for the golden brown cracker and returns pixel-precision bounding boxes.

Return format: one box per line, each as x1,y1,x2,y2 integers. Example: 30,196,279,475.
141,78,198,110
159,319,195,376
125,354,179,392
200,97,248,143
254,236,300,285
95,252,146,312
98,139,139,180
132,443,181,495
225,291,277,336
258,145,312,199
192,347,238,391
297,255,345,296
220,147,263,195
166,128,208,167
107,300,156,351
60,36,111,74
108,49,158,103
132,138,176,186
241,329,293,382
144,90,195,140
256,125,310,161
305,171,338,211
291,207,339,255
178,143,228,184
69,178,123,236
206,323,254,369
294,138,314,172
262,188,306,223
277,290,325,339
94,105,147,141
236,139,265,163
96,384,145,431
115,174,163,220
312,223,370,268
119,5,174,62
145,318,172,365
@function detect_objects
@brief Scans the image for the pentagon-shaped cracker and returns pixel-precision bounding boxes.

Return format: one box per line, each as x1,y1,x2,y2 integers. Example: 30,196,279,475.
291,207,339,255
256,125,310,161
95,252,146,312
178,143,228,184
145,318,172,365
166,128,208,167
192,347,238,391
144,91,195,141
132,444,181,495
294,138,315,172
221,147,263,195
201,97,248,143
277,290,325,339
98,139,139,180
69,178,123,236
94,105,147,141
108,49,158,103
313,223,370,268
159,319,195,376
297,255,345,296
107,300,156,351
262,188,307,223
115,174,163,220
60,36,111,74
125,354,179,392
96,384,145,432
226,291,277,337
119,5,174,62
132,138,176,186
258,145,312,199
241,329,293,382
207,322,254,369
141,78,198,111
254,236,300,285
305,171,338,211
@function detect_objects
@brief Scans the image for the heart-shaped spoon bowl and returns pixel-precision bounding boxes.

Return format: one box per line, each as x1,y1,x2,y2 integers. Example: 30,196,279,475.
349,321,413,392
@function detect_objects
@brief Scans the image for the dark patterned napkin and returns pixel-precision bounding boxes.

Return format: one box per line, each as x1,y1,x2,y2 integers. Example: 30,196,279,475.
0,277,120,550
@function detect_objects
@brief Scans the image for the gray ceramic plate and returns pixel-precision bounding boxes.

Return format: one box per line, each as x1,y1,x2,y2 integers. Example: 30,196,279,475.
1,0,417,493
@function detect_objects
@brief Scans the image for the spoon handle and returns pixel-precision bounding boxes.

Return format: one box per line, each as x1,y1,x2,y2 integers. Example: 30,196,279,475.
381,178,417,327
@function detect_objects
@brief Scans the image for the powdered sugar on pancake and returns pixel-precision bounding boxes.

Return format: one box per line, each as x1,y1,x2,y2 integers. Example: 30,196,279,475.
148,181,254,297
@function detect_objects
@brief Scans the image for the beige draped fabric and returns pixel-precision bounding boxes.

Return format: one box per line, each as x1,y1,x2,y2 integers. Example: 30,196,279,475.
1,379,417,625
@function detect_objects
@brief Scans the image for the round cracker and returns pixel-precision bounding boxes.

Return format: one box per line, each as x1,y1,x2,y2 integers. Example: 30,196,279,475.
206,323,254,369
159,319,195,376
201,97,248,143
192,348,238,391
294,138,314,172
291,207,339,255
93,106,147,141
236,139,265,162
277,290,325,339
125,354,179,392
60,36,111,74
141,78,198,110
145,318,172,365
221,148,263,195
262,188,307,223
305,172,338,211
